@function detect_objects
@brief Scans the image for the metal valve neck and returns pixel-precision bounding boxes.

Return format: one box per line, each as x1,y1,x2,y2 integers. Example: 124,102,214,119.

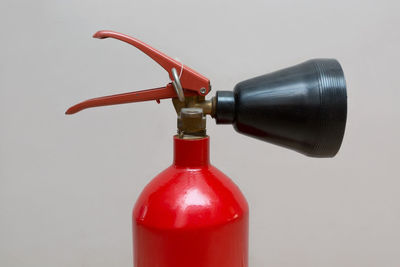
173,96,216,139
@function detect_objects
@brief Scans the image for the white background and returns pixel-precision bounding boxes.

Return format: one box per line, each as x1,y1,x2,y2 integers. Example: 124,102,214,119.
1,0,399,266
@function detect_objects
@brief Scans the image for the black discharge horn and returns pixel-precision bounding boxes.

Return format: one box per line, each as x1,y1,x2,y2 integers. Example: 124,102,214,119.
215,59,347,157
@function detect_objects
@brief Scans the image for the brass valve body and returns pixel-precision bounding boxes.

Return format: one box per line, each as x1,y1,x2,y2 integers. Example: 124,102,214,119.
173,96,216,138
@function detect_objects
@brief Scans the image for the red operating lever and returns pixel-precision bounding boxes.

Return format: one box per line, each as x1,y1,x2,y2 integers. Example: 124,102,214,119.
66,30,211,114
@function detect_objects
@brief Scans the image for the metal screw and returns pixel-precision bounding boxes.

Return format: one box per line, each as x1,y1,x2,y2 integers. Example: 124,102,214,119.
200,87,206,95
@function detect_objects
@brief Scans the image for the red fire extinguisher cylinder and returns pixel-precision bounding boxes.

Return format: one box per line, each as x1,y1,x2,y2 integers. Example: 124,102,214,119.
133,136,249,267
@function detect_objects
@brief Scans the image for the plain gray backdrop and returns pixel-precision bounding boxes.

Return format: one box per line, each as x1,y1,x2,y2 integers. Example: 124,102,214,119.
1,0,399,266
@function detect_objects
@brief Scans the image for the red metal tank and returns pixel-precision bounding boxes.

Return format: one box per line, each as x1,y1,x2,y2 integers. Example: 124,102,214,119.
133,136,249,267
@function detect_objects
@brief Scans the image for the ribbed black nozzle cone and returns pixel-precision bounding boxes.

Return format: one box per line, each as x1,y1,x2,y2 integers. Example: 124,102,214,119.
215,59,347,157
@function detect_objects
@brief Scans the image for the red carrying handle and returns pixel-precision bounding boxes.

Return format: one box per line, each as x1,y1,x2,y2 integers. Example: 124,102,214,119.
66,30,210,114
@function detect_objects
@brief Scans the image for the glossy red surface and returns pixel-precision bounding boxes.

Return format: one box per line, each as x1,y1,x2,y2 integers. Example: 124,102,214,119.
133,136,248,267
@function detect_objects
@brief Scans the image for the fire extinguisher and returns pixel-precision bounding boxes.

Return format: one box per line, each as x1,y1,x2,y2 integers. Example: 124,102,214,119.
66,30,347,267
